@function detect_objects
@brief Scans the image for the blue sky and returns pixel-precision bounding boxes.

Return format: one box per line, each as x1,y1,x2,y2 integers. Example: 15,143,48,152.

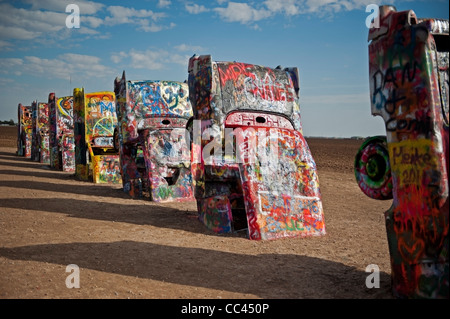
0,0,448,137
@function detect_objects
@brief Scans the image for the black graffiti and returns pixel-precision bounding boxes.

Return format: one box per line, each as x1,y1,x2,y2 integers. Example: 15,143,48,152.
391,145,432,167
386,116,431,134
372,61,420,114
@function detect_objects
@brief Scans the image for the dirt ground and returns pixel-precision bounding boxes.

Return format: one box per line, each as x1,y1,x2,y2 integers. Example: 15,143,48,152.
0,125,395,300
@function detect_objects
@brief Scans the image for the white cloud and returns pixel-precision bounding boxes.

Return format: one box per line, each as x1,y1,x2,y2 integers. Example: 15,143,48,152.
111,52,128,64
214,2,272,24
0,2,106,43
174,44,206,52
211,0,390,25
158,0,172,8
128,50,166,70
0,26,41,40
0,58,24,75
264,0,302,16
0,3,67,40
0,40,13,51
0,54,114,80
23,0,104,15
83,16,104,29
138,20,176,33
0,77,14,84
110,48,190,71
185,4,209,14
103,5,173,32
104,6,165,25
0,2,177,46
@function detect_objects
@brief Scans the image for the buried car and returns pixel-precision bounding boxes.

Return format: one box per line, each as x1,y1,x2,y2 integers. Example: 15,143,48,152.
188,54,326,240
113,71,194,202
355,6,449,298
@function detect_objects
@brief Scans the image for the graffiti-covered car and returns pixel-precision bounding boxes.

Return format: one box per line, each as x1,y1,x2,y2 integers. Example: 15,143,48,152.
355,5,449,298
113,71,194,202
17,103,32,158
31,101,50,164
73,88,121,184
188,55,326,240
48,94,75,171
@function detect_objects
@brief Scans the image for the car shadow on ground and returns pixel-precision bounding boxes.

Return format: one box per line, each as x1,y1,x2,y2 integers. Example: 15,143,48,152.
0,240,393,299
0,197,210,236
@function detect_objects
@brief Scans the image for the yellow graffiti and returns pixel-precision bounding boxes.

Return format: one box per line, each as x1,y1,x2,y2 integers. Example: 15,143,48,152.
388,139,439,187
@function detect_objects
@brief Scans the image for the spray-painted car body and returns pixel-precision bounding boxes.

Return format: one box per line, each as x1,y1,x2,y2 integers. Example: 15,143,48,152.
31,100,39,162
48,93,75,171
17,103,32,158
188,55,325,240
31,101,50,164
113,71,194,202
73,88,121,184
355,6,448,298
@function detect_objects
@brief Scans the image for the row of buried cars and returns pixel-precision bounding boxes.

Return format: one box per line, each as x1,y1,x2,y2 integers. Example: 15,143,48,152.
17,57,324,240
15,6,449,298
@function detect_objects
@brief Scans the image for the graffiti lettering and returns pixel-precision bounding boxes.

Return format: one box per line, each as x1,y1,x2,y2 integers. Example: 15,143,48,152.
389,140,440,187
243,74,293,105
391,145,432,167
372,62,420,114
99,101,114,115
386,117,431,133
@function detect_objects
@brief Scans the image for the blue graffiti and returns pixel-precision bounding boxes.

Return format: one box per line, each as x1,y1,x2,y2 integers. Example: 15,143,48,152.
100,100,115,114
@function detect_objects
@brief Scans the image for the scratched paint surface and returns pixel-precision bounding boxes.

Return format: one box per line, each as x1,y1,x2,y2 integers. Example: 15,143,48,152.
368,7,449,298
114,73,194,201
115,75,192,144
17,104,32,158
74,88,121,184
188,55,324,240
236,127,325,240
140,128,193,202
188,56,302,131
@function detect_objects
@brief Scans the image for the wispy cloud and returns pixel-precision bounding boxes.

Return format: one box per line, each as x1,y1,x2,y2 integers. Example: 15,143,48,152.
0,1,177,47
0,53,114,80
157,0,172,8
214,2,271,24
0,40,13,52
174,44,206,53
185,3,210,14
0,3,67,40
110,48,191,70
104,6,166,25
102,5,175,32
23,0,105,15
207,0,389,26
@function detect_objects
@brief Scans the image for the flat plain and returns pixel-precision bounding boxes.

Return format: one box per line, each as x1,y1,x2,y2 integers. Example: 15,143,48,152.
0,125,394,299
